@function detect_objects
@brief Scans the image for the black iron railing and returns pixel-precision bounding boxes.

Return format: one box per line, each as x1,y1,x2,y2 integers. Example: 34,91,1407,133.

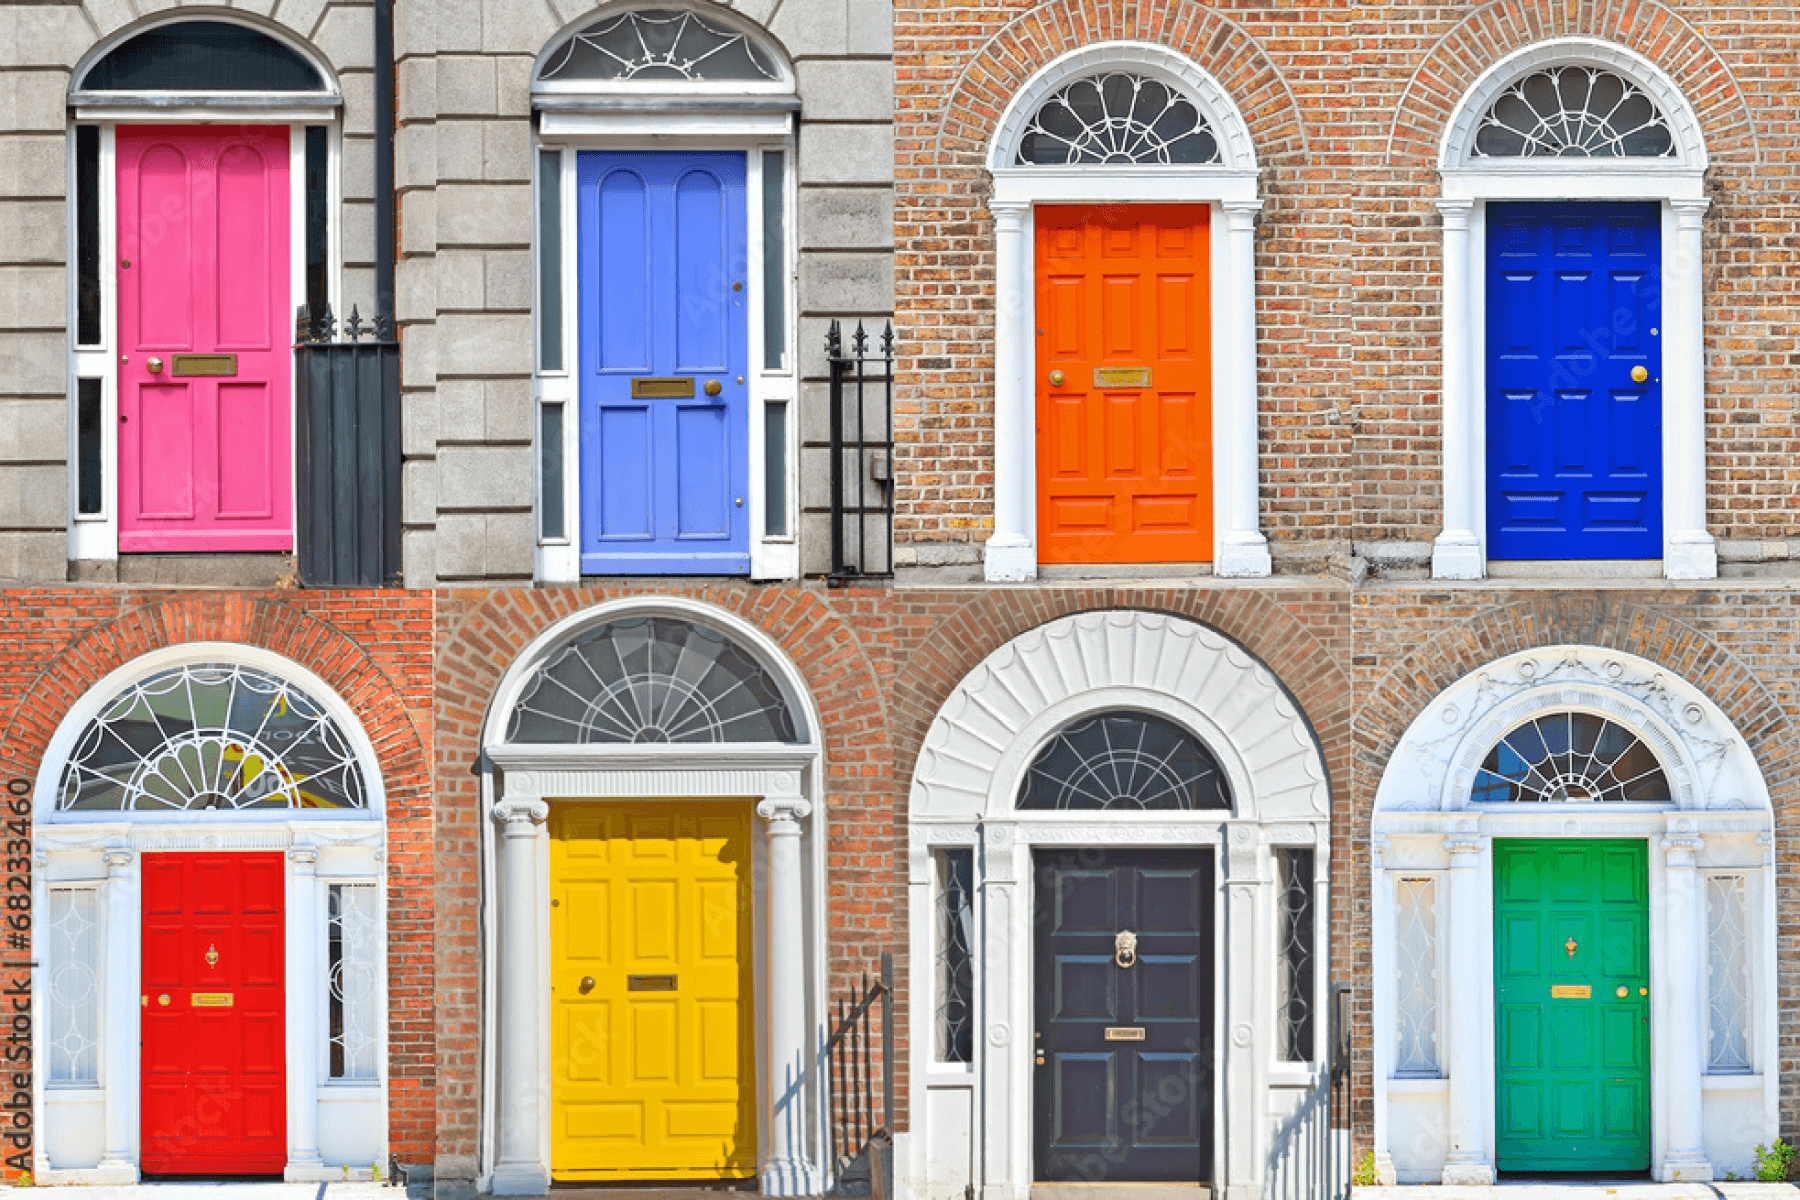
1264,982,1353,1200
824,952,895,1197
826,320,895,584
294,304,401,587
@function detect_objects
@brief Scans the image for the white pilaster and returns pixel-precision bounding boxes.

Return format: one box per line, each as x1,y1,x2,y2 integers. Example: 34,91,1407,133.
97,849,136,1181
1367,839,1399,1186
1658,833,1712,1181
1440,836,1493,1185
1663,199,1716,580
985,198,1037,582
980,823,1021,1200
1432,200,1483,580
1215,200,1271,578
491,798,550,1196
284,847,324,1178
757,796,817,1195
1220,823,1266,1200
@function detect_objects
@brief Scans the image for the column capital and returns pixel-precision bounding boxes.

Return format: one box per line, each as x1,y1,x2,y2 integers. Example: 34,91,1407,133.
1661,833,1704,864
756,796,812,826
989,198,1031,225
493,798,549,829
1220,197,1263,225
1371,835,1391,868
287,846,320,869
101,848,134,872
1671,197,1711,225
1436,198,1475,226
1444,834,1484,859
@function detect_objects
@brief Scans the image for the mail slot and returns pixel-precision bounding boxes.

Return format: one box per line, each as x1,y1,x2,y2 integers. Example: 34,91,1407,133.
631,376,695,399
190,992,235,1007
628,974,678,992
1093,366,1152,389
1550,985,1592,999
1103,1026,1146,1041
171,354,238,377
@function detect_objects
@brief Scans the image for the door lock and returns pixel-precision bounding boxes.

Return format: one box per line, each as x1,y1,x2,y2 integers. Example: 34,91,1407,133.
147,357,163,374
579,976,596,994
1049,370,1066,387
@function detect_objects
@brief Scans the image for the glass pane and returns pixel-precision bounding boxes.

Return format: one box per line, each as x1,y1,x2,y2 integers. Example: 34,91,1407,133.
76,378,102,515
763,401,787,537
1473,66,1675,158
75,125,100,346
1706,874,1752,1073
1018,72,1219,166
539,10,780,85
1277,848,1315,1062
539,402,565,540
1017,711,1230,810
934,849,974,1064
328,883,380,1081
538,150,563,372
1473,712,1670,804
762,151,786,370
1394,877,1440,1076
57,663,368,811
80,21,326,93
305,126,329,322
47,889,99,1085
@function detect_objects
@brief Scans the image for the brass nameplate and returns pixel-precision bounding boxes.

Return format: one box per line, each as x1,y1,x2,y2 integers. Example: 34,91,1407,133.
1093,366,1152,389
631,376,695,399
172,354,238,377
191,993,235,1007
1550,985,1592,999
628,974,678,992
1103,1026,1146,1041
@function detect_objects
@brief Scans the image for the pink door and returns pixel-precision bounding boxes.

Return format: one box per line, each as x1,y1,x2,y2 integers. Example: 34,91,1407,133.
118,125,293,552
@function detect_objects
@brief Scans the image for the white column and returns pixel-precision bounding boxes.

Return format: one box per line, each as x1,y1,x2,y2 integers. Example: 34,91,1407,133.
1215,200,1272,578
1658,833,1712,1181
97,849,136,1180
1439,836,1493,1185
1367,839,1399,1185
977,822,1021,1200
757,796,817,1195
491,798,549,1196
985,198,1037,582
283,848,324,1177
1664,198,1717,579
1220,824,1266,1200
1432,200,1483,580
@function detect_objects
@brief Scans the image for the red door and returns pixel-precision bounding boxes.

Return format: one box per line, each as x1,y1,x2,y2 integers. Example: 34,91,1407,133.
141,852,287,1175
1036,204,1213,564
117,125,293,552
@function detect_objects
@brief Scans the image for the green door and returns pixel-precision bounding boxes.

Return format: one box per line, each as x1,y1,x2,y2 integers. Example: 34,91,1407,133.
1494,839,1650,1172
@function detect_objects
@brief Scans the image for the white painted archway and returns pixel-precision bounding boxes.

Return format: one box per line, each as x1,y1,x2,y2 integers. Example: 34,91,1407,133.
900,611,1330,1200
1369,645,1774,1184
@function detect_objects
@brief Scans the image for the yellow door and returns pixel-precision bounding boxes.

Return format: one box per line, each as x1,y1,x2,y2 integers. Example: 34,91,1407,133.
549,802,756,1180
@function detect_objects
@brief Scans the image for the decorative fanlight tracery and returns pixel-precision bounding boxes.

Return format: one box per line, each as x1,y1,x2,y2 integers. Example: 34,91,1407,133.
538,8,780,85
1470,711,1670,804
1016,71,1221,166
1017,711,1230,811
1473,65,1675,158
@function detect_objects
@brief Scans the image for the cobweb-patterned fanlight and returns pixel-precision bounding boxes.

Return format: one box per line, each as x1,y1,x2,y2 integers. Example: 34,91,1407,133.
58,663,366,812
1017,72,1221,166
505,616,803,745
538,9,780,85
1473,66,1675,158
1017,711,1230,810
1469,711,1670,804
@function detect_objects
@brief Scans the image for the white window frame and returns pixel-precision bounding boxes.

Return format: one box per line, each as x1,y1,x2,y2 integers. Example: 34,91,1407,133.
983,42,1269,581
1431,37,1714,580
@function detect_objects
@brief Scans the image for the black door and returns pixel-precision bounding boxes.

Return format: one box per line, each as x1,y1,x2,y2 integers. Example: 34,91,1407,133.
1033,849,1214,1182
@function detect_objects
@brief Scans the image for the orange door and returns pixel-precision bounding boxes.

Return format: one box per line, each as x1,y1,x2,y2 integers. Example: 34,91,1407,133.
141,852,287,1175
1036,204,1213,564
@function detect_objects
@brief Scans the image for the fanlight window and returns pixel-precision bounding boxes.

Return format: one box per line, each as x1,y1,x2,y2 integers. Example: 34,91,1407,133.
77,21,327,93
58,663,366,812
1470,712,1670,804
505,616,803,745
1473,66,1675,158
1017,72,1220,165
538,8,780,85
1017,711,1230,811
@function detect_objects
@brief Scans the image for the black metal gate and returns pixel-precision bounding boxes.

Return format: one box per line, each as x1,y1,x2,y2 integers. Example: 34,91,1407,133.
826,320,895,584
1263,982,1352,1200
824,952,895,1197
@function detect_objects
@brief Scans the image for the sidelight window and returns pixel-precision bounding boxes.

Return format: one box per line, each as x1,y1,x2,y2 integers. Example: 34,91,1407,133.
327,882,380,1081
1705,873,1752,1074
45,887,100,1086
1276,848,1316,1062
934,849,975,1064
1394,876,1441,1076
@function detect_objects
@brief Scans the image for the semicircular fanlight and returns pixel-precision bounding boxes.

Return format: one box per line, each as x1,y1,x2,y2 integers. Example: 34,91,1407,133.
538,8,781,85
1472,65,1675,158
1469,711,1670,804
1016,71,1221,166
79,21,327,93
1017,710,1230,811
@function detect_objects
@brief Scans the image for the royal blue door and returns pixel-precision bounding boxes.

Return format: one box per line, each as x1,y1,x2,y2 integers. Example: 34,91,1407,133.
579,151,749,574
1487,202,1662,560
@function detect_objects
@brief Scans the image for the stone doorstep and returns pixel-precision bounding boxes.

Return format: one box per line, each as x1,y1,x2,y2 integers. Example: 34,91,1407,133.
1029,1187,1211,1200
0,1187,399,1200
1355,1184,1800,1198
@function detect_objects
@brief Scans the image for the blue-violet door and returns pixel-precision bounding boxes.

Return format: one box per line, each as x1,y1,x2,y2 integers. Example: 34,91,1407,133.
579,151,749,574
1486,202,1662,560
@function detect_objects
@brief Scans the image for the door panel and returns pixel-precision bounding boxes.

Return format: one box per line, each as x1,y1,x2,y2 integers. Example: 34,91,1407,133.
1036,205,1213,565
140,852,287,1175
117,126,292,552
1493,839,1649,1172
1486,203,1662,560
578,152,750,574
1034,849,1213,1182
549,803,755,1180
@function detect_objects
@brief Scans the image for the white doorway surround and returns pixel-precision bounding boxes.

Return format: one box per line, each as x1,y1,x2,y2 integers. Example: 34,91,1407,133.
900,611,1332,1200
1369,646,1775,1184
983,43,1270,582
1429,38,1715,580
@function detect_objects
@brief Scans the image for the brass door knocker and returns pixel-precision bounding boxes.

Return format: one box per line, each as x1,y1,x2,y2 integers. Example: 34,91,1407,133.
1114,930,1138,969
205,943,220,968
1564,936,1578,960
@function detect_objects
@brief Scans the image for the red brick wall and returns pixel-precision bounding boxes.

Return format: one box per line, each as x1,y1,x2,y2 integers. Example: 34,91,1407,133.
0,589,436,1172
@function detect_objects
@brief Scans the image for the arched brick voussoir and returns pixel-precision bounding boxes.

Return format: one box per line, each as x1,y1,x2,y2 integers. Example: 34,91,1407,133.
1385,0,1758,168
923,0,1310,170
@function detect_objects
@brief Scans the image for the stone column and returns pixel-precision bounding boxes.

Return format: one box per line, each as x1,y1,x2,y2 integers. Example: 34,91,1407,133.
1440,835,1493,1184
757,795,817,1195
1658,832,1712,1180
491,798,550,1196
1432,200,1483,580
98,849,136,1178
284,848,324,1176
985,198,1036,582
1216,200,1271,578
1664,199,1717,579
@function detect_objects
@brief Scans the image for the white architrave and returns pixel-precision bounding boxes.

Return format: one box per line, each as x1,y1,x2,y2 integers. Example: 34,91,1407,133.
901,612,1329,1200
477,597,827,1196
31,643,388,1184
983,43,1269,582
1430,38,1714,580
1370,646,1775,1184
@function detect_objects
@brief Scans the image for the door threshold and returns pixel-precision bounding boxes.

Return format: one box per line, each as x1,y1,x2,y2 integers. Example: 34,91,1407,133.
1031,1187,1211,1200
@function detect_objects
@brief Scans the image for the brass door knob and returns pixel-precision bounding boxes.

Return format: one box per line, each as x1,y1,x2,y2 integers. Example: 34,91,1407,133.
578,976,595,994
158,994,170,1006
1639,987,1648,996
1617,986,1629,998
704,379,723,396
1048,370,1065,387
147,357,163,374
1631,365,1649,383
